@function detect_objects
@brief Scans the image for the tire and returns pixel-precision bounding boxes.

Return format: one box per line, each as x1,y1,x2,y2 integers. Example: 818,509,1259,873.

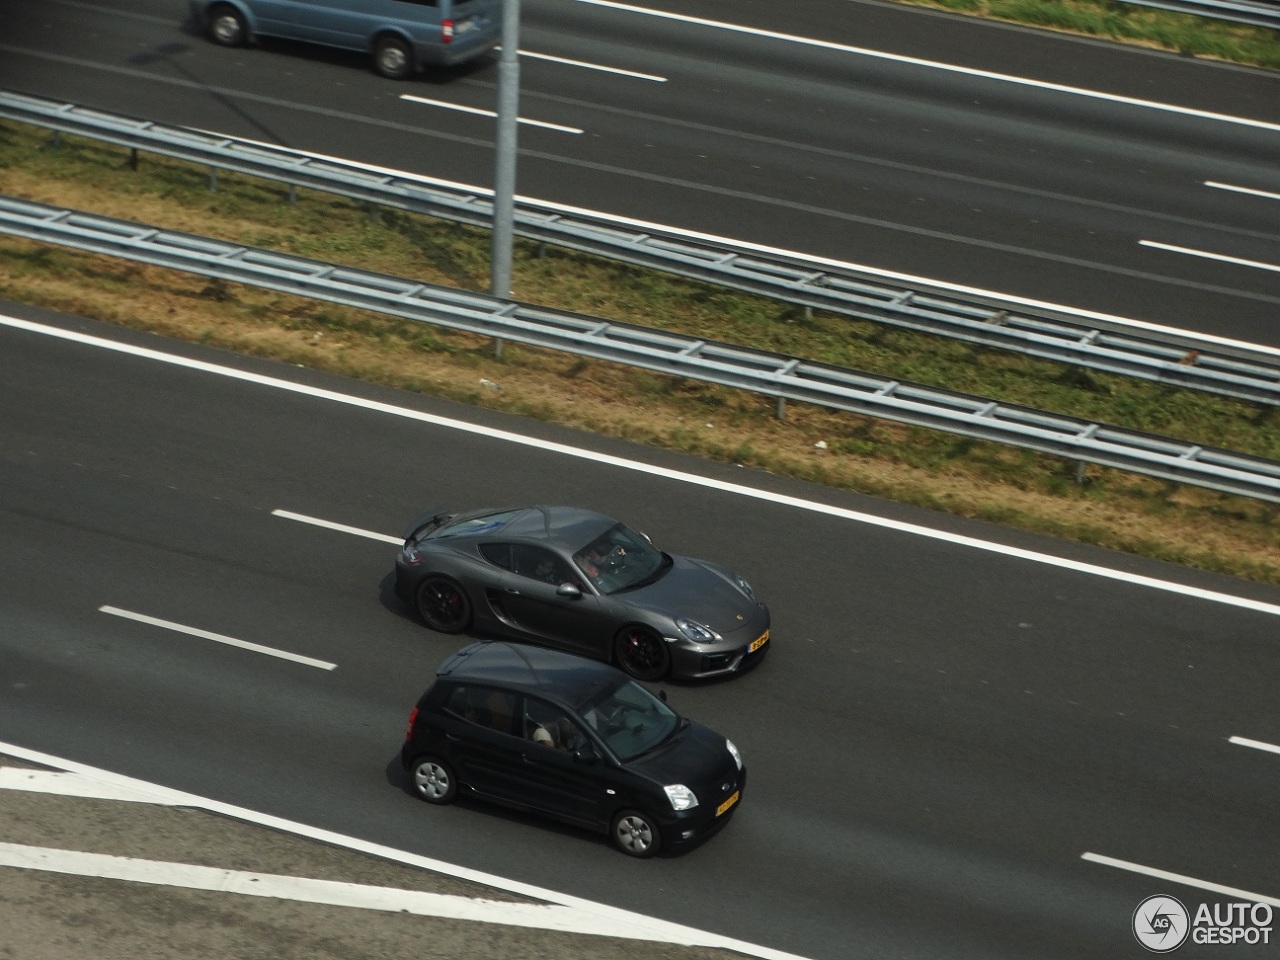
206,4,248,47
613,627,670,682
611,809,661,858
409,755,457,805
373,35,413,79
415,576,472,634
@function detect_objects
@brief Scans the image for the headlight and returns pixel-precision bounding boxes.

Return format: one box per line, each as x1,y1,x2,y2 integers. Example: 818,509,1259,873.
675,617,722,643
732,575,756,600
663,784,698,811
400,543,425,566
725,739,743,771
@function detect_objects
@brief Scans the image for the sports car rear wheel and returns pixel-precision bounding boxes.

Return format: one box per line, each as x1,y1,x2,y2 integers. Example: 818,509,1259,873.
416,576,472,634
614,627,669,681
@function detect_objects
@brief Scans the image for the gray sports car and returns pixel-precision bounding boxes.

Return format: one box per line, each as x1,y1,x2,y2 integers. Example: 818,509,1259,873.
393,506,771,681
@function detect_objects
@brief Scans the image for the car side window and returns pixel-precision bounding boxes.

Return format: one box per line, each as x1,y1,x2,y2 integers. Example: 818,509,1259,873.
522,697,588,752
511,545,581,589
442,684,517,736
478,542,514,571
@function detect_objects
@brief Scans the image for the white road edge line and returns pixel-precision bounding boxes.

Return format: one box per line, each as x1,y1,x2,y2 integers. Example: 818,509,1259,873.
0,842,678,937
399,94,583,134
5,314,1279,621
1228,735,1280,756
272,508,402,544
98,605,338,671
570,0,1280,133
0,744,816,960
1140,240,1280,275
505,46,666,81
1206,181,1280,203
1082,853,1280,908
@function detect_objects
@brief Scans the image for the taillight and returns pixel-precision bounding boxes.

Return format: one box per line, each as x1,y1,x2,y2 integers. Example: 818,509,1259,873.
441,19,454,42
405,706,419,741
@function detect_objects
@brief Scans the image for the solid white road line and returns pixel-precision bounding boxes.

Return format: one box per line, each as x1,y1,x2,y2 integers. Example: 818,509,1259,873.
4,313,1278,621
272,508,402,544
570,0,1280,133
1206,181,1280,203
99,606,337,671
0,842,665,937
1082,853,1280,908
1228,736,1280,756
507,47,666,81
1140,240,1280,275
399,94,584,134
0,746,815,960
0,768,184,804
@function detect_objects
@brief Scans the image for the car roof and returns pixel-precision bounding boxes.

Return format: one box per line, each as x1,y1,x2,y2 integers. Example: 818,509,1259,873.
436,641,624,706
457,506,617,550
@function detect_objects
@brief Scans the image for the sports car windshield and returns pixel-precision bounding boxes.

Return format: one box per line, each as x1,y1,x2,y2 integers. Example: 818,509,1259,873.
571,523,667,595
576,679,680,762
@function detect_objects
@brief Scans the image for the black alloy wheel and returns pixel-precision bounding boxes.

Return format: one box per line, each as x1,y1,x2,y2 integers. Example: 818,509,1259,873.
614,627,670,682
416,576,472,634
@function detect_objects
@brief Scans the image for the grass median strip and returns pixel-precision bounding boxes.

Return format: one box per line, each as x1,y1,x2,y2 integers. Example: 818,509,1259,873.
0,121,1277,585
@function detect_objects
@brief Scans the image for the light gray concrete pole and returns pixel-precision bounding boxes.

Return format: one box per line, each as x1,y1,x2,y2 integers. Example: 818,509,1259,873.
490,0,520,303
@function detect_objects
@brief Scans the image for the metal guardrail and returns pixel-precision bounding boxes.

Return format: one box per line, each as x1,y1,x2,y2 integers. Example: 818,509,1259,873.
1119,0,1280,28
3,89,1279,408
2,195,1278,504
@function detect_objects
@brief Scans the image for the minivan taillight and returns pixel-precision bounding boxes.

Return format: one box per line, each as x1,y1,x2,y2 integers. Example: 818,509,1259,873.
405,706,419,741
441,19,454,43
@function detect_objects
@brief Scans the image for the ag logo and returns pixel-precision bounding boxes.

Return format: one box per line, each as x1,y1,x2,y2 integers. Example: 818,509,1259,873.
1133,895,1190,953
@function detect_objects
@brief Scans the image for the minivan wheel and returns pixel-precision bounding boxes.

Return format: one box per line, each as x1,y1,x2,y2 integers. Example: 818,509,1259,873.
614,627,669,682
415,576,472,634
611,809,661,858
207,4,248,47
410,756,457,804
373,35,413,79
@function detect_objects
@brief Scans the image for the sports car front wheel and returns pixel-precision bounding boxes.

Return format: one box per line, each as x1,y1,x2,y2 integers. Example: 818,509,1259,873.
415,576,472,634
614,627,669,681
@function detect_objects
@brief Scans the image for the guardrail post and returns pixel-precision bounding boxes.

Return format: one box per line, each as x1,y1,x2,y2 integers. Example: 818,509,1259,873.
129,148,139,171
288,184,297,207
1075,460,1086,485
776,396,786,420
49,131,61,149
208,166,218,193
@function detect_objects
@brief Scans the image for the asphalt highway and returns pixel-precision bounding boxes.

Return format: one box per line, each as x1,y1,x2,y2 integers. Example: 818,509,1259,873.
2,300,1279,958
1,0,1278,343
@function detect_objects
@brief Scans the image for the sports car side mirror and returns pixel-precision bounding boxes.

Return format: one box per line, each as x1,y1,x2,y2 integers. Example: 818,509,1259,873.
573,744,598,765
556,583,582,599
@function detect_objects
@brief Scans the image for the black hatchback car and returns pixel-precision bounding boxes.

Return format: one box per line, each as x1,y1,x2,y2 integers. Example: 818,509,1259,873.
401,641,746,857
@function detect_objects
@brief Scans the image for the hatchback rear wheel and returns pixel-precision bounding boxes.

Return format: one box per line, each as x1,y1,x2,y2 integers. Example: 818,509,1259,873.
409,755,457,804
416,576,471,634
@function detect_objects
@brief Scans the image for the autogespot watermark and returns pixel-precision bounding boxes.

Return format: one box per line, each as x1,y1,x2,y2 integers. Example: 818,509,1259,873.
1133,895,1274,952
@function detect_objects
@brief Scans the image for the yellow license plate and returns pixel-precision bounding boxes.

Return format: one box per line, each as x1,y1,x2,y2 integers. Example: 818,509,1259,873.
748,631,769,654
716,790,740,817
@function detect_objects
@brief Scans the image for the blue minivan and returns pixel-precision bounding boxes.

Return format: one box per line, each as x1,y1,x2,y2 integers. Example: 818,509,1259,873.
190,0,501,78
